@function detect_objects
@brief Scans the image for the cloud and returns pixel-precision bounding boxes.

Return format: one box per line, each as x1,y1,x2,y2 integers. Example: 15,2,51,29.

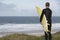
0,0,60,16
0,1,37,16
0,2,16,10
0,2,19,16
0,0,4,2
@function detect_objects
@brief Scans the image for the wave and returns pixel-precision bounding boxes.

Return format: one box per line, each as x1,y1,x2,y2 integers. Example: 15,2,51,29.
0,23,60,32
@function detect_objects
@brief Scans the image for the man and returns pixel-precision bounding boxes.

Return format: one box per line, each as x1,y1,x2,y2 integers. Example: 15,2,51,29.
40,2,52,40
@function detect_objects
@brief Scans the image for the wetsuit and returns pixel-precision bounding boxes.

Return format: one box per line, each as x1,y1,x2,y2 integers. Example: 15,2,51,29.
40,8,52,40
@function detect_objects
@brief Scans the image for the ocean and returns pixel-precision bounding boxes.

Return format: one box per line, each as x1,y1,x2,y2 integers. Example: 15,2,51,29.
0,16,60,24
0,16,60,37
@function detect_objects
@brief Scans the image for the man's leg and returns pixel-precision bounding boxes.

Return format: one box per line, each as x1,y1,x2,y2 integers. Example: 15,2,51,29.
48,24,52,40
44,32,48,40
48,32,52,40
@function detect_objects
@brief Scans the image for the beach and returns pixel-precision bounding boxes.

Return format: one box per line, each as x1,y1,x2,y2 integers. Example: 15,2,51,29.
0,23,60,37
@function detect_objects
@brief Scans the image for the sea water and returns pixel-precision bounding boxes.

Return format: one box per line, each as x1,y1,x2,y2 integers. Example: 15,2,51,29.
0,16,60,37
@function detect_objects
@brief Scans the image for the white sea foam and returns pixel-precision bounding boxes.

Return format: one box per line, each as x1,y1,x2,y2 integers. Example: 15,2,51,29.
0,23,60,32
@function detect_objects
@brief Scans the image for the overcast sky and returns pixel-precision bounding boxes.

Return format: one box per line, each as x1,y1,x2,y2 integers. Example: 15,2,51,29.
0,0,60,16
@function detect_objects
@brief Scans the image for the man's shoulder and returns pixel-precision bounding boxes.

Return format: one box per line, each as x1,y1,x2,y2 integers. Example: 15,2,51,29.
42,9,46,11
43,8,52,11
42,8,52,13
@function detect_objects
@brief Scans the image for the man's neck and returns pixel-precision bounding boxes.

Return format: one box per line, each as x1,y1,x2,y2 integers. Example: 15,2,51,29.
46,7,49,9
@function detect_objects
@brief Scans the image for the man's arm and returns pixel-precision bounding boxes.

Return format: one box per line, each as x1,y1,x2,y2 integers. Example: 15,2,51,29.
40,9,45,22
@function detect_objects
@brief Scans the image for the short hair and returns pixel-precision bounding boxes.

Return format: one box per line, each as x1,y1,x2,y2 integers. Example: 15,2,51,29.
45,2,50,7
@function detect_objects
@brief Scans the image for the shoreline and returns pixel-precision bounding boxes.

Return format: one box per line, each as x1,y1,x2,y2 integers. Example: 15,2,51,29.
0,31,58,37
0,23,60,37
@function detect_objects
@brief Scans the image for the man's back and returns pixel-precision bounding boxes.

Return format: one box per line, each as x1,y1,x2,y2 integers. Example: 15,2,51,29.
43,8,52,23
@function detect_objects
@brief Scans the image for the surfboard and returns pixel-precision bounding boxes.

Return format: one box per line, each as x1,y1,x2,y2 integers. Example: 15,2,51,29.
36,6,50,32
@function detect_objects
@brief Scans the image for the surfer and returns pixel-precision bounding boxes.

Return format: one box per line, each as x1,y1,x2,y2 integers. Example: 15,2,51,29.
40,2,52,40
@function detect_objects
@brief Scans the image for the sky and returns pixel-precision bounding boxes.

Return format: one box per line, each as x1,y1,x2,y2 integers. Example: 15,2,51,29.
0,0,60,16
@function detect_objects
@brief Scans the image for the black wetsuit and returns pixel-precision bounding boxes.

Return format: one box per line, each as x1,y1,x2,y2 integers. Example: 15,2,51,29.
40,8,52,40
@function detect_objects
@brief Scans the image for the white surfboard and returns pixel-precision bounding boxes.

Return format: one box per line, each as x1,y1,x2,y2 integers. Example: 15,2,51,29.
36,6,50,32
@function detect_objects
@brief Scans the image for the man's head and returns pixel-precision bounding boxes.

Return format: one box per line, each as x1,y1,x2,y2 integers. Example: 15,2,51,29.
45,2,50,8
